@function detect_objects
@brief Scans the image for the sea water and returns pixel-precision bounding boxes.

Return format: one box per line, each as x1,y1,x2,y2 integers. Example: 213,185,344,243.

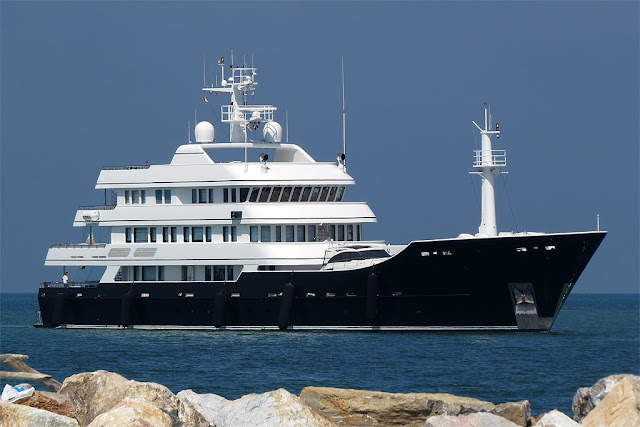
0,293,638,416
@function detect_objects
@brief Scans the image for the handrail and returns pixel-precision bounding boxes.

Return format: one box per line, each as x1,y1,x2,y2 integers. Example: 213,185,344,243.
102,165,150,170
49,243,107,249
79,205,116,210
41,281,99,288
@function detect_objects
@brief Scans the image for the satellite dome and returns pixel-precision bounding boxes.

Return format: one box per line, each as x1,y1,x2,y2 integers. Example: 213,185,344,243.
263,121,282,143
195,121,215,143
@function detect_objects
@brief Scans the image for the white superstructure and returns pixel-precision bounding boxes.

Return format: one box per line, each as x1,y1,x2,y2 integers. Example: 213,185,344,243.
45,57,380,284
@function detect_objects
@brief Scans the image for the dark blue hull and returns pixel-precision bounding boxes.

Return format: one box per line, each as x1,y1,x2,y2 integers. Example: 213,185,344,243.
37,232,605,331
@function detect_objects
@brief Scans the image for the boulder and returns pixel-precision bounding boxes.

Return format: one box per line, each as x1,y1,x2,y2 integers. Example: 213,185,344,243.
213,388,334,427
572,373,640,422
299,386,495,426
582,376,640,427
425,412,519,427
15,390,77,419
0,400,79,426
490,401,530,426
177,389,229,424
58,370,208,426
533,409,580,427
87,398,173,427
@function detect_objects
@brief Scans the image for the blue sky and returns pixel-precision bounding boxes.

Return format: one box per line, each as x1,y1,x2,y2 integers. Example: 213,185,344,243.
1,1,638,293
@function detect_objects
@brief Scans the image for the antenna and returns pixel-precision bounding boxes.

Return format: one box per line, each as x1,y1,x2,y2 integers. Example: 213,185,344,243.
188,120,191,144
252,53,254,69
286,109,289,142
231,50,234,67
195,108,197,127
341,56,346,163
203,53,206,87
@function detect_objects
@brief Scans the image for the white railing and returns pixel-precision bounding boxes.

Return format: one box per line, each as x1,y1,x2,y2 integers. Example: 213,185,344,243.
473,150,507,167
221,105,276,123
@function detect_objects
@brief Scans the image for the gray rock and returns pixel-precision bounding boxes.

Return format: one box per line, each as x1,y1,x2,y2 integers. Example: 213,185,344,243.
177,389,229,424
59,370,208,426
533,409,580,427
86,398,173,427
425,412,519,427
572,373,640,422
213,388,334,427
581,376,640,427
0,400,79,426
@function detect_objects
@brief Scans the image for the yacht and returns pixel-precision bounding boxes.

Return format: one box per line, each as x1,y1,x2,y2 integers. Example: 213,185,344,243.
36,57,605,331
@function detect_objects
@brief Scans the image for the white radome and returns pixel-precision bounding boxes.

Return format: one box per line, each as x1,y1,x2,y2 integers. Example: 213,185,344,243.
195,121,215,143
263,121,282,143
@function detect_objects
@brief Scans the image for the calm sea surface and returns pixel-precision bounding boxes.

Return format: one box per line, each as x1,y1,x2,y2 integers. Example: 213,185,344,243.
1,293,638,416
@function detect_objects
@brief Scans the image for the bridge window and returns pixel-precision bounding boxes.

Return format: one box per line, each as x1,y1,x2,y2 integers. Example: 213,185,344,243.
134,227,148,243
280,187,292,202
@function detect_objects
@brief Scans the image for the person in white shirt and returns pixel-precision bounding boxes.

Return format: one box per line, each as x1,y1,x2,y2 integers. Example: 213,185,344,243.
62,272,69,287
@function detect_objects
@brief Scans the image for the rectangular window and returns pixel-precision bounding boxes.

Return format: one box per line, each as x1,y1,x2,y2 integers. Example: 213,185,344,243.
357,224,361,241
226,266,234,281
214,266,226,281
240,187,250,202
329,225,336,241
205,226,212,242
320,187,329,201
338,225,345,241
181,266,188,281
158,266,165,281
133,266,141,281
286,225,294,242
223,188,229,203
192,189,197,203
261,226,271,242
150,227,156,243
132,190,140,204
296,225,305,242
199,188,207,203
270,187,282,202
280,187,292,202
328,187,337,201
164,189,171,204
230,226,237,242
142,266,156,281
208,188,214,203
347,224,353,241
231,188,237,203
134,227,148,243
223,226,229,242
163,227,169,243
125,190,130,204
125,227,132,243
170,227,177,243
336,186,346,201
249,187,260,202
301,187,312,202
258,187,271,202
308,225,316,242
156,190,163,204
310,187,321,202
250,226,259,242
205,266,212,281
192,227,204,242
141,190,146,204
291,187,302,202
275,226,282,242
183,227,190,242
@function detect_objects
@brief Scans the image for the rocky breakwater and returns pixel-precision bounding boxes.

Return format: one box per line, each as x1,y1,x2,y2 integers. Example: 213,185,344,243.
1,369,639,426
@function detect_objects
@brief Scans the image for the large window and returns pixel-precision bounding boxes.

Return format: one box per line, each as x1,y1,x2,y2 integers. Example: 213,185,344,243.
125,227,132,243
192,227,204,242
183,227,190,242
250,226,259,242
280,187,292,202
132,190,140,204
156,190,163,204
261,226,271,242
258,187,271,202
142,266,156,281
134,227,148,243
286,225,294,242
164,189,171,203
338,225,345,241
150,227,156,243
308,225,316,242
296,225,305,242
239,187,250,202
275,226,282,242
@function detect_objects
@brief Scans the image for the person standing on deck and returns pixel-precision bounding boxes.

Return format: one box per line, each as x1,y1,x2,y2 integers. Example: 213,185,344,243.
62,272,69,287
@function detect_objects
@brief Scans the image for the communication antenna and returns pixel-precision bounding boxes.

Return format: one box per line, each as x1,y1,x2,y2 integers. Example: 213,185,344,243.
341,56,346,163
203,53,206,87
195,108,197,128
188,120,191,144
286,109,289,142
231,49,234,67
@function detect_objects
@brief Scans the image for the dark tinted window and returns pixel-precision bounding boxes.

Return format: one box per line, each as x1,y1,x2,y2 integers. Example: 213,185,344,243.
240,187,250,202
301,187,312,202
258,187,272,202
291,187,302,202
249,187,260,202
310,187,321,202
319,187,329,201
270,187,282,202
328,187,337,201
280,187,292,202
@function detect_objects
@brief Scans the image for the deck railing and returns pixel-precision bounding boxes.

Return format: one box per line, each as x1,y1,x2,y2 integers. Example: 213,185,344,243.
49,243,107,249
40,281,99,288
102,165,150,170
